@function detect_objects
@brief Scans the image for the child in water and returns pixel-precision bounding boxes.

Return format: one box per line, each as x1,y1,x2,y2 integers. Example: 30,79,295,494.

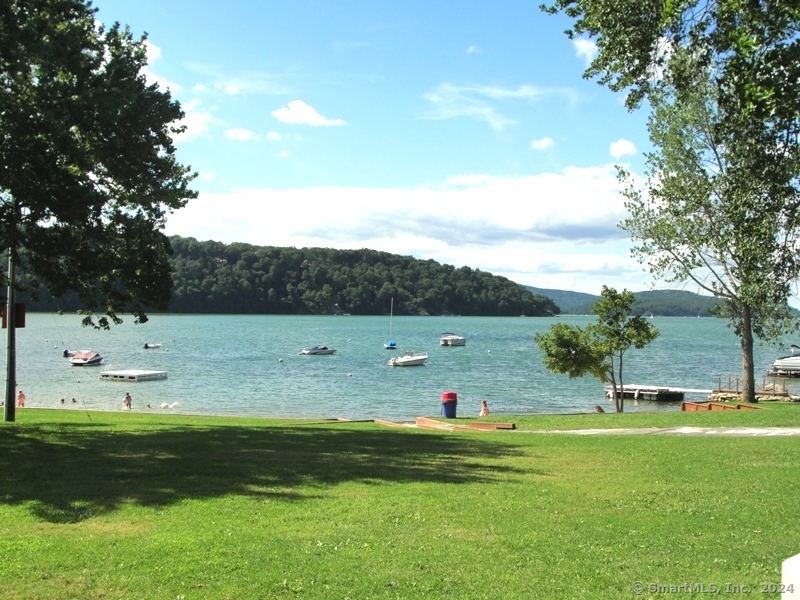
479,400,489,417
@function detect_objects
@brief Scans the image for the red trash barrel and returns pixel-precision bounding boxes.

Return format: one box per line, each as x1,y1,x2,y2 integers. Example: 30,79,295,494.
441,391,458,418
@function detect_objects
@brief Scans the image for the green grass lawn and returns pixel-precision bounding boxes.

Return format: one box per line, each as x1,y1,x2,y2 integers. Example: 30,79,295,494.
1,407,798,599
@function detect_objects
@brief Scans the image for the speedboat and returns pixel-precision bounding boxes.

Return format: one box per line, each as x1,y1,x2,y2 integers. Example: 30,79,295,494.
388,352,428,367
769,345,800,375
440,332,466,346
69,351,104,366
144,342,163,349
299,345,337,355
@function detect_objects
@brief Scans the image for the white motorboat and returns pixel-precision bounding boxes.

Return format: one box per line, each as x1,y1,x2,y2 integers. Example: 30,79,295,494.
388,352,428,367
769,345,800,375
69,351,104,366
440,332,466,346
299,345,337,355
144,342,163,349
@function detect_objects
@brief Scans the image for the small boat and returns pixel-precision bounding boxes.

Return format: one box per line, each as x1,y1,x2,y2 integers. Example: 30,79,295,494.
440,332,466,346
768,344,800,376
299,345,337,355
388,352,428,367
69,351,104,366
385,297,397,350
143,342,163,349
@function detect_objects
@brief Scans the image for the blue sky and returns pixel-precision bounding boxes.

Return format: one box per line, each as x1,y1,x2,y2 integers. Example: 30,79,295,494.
96,0,654,295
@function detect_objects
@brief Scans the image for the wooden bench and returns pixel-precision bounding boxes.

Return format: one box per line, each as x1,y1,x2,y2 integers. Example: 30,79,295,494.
681,401,761,411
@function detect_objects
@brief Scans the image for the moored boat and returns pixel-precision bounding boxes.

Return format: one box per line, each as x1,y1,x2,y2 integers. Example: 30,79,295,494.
69,351,104,366
388,352,428,367
440,332,466,346
299,345,337,355
385,297,397,349
768,344,800,376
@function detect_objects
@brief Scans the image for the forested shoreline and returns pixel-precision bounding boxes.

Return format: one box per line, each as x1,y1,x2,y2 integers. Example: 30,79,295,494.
19,236,559,317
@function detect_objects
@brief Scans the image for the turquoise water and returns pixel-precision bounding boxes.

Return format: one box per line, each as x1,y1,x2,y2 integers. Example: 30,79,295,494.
4,313,795,421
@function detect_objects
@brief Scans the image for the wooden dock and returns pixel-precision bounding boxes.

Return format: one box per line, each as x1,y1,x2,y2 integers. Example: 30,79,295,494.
605,384,713,402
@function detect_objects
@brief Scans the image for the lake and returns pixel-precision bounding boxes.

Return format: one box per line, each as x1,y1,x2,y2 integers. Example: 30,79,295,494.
3,313,796,421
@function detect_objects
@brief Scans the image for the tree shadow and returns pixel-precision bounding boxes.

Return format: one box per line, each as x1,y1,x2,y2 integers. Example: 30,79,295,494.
0,421,533,523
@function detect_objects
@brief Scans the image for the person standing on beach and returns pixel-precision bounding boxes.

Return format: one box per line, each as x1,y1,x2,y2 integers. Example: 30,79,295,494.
479,400,489,417
17,390,26,408
123,392,132,410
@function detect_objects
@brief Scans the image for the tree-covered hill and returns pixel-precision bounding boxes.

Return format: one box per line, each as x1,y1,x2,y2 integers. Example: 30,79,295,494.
527,286,720,316
20,237,559,317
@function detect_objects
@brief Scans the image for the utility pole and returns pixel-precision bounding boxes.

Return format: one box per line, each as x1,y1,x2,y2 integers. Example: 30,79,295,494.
4,253,15,422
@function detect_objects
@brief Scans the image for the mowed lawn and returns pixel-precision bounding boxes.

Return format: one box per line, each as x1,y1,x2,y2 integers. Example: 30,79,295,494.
0,406,798,599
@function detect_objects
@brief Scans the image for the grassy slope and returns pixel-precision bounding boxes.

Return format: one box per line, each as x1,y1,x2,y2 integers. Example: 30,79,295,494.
1,408,798,599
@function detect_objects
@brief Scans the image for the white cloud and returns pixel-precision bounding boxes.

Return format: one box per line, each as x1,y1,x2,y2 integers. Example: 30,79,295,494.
266,131,283,141
573,38,599,68
224,128,259,142
609,138,638,158
175,99,214,142
165,165,643,294
271,100,345,126
531,137,555,151
466,45,481,54
142,41,181,92
278,150,290,157
422,83,578,132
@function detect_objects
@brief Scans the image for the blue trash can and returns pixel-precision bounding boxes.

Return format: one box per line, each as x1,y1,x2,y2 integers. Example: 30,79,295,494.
441,391,457,418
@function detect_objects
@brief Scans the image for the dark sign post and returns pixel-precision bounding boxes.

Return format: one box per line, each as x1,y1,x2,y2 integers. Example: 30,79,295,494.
4,255,17,422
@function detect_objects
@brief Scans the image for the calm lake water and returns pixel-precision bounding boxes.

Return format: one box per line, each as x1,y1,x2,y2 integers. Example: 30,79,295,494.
4,313,797,421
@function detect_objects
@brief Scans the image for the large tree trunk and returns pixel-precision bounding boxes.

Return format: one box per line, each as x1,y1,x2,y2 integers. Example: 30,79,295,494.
740,303,757,403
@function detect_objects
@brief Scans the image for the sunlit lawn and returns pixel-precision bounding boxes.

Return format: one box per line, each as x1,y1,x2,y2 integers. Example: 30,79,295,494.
0,406,798,598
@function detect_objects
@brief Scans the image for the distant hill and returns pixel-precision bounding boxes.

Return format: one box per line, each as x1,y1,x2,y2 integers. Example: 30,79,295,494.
19,237,560,317
525,287,601,312
525,286,720,317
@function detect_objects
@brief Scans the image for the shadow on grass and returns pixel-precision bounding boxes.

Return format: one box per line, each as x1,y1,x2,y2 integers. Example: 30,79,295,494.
0,420,528,523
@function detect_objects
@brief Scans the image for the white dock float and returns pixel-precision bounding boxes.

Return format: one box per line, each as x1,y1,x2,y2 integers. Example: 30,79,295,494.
100,369,168,382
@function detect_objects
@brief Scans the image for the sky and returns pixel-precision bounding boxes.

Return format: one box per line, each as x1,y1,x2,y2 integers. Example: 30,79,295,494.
96,0,657,296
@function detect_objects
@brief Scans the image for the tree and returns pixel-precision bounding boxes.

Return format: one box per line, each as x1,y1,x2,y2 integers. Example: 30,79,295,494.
545,0,800,403
535,287,658,412
1,0,197,328
619,63,800,403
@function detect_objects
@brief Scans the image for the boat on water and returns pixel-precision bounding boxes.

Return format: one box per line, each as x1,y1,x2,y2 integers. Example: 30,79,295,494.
299,345,337,355
69,351,104,366
385,297,397,350
388,352,428,367
144,342,163,349
768,344,800,376
440,332,466,346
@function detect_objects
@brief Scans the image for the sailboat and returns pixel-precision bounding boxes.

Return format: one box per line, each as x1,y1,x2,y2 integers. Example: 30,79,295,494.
385,297,397,350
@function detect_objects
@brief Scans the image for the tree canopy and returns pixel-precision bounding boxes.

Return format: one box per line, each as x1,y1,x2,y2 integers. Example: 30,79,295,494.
546,0,800,402
0,0,196,328
20,237,560,317
535,287,659,412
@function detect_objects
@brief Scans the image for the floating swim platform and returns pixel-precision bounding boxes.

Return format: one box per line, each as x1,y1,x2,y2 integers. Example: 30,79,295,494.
100,369,168,382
